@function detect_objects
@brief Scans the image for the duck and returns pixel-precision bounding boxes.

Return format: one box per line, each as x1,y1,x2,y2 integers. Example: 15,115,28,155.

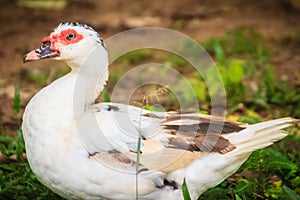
22,22,297,200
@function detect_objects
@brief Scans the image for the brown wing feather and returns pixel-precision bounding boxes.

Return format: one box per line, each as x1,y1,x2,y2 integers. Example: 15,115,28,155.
90,150,148,173
164,114,246,133
166,131,236,154
161,114,246,154
164,122,245,134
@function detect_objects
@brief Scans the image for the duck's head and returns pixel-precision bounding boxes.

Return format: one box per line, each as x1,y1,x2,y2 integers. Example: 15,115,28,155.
23,22,106,67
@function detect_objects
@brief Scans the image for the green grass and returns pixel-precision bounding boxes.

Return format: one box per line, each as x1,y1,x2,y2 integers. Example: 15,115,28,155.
0,160,62,200
200,28,299,116
1,27,300,199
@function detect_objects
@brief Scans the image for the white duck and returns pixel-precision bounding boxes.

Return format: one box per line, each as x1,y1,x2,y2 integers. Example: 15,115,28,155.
22,22,296,200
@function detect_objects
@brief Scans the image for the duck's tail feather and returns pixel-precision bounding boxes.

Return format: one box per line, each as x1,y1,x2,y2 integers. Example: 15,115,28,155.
228,117,297,157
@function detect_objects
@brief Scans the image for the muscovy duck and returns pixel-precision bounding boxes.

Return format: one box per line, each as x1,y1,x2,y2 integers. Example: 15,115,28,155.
22,22,296,200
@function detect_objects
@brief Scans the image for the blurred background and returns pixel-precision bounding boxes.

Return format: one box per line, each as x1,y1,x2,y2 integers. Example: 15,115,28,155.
0,0,300,199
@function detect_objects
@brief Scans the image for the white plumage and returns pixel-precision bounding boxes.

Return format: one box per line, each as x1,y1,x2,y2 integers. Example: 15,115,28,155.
22,22,297,200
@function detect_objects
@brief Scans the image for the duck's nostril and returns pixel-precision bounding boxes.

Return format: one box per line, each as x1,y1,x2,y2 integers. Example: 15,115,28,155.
41,41,51,49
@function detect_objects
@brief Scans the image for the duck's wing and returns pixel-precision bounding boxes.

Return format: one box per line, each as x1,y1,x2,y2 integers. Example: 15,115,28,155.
88,102,249,172
88,103,296,199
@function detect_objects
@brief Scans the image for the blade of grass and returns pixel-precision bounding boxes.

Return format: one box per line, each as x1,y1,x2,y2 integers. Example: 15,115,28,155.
182,178,191,200
136,107,144,200
16,129,25,162
212,39,226,66
282,185,300,200
102,87,111,102
135,132,142,200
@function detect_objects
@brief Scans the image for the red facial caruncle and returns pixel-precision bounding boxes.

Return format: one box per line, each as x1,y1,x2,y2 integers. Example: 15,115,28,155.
46,29,84,51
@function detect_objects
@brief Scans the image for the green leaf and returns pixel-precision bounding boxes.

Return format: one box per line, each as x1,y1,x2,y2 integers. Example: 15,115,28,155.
282,185,300,200
205,66,225,97
182,178,191,200
144,105,163,112
197,110,208,114
235,194,242,200
266,149,298,175
0,164,17,172
291,176,300,188
228,59,244,83
234,179,253,194
16,129,25,162
102,87,111,102
13,84,21,114
0,143,9,155
199,187,231,200
0,135,14,143
213,40,226,66
218,65,228,85
220,180,227,187
263,66,275,98
189,78,206,101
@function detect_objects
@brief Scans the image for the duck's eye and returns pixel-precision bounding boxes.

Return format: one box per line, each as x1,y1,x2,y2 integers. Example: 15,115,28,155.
66,33,76,40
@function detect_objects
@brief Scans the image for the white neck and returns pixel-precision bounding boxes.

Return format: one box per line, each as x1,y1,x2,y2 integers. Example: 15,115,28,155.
70,46,109,114
23,45,109,133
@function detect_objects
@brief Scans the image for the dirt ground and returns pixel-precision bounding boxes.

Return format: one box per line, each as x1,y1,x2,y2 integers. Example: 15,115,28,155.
0,0,299,136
